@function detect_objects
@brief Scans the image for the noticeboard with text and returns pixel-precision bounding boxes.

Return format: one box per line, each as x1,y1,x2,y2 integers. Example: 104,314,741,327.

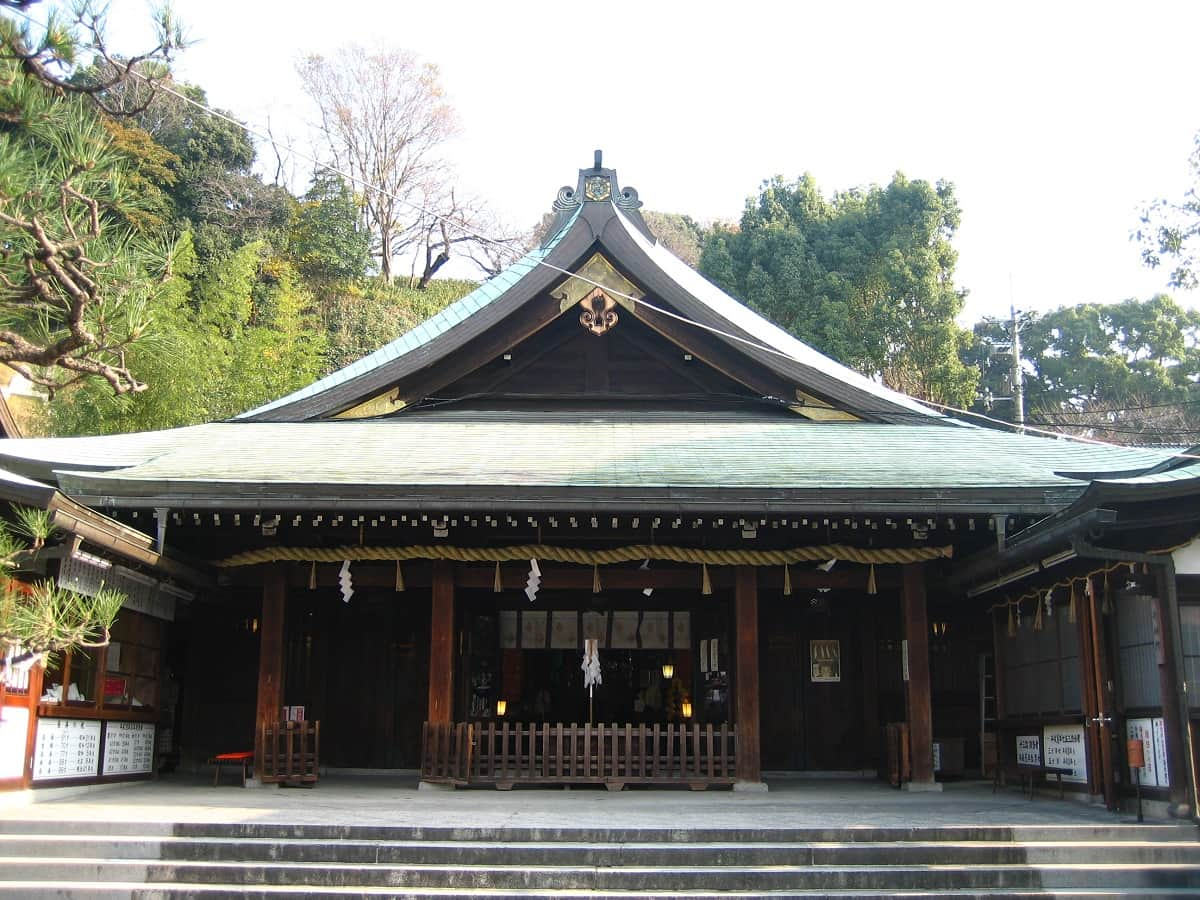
1042,724,1088,783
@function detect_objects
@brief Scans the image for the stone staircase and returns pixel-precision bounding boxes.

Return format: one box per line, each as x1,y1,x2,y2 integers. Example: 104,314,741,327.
0,819,1197,897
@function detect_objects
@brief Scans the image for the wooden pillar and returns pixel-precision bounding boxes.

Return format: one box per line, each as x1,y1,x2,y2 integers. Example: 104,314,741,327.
860,607,880,769
1153,567,1192,812
1087,575,1118,809
21,664,44,788
1075,578,1103,798
427,560,456,724
734,566,763,786
902,563,938,789
254,563,286,779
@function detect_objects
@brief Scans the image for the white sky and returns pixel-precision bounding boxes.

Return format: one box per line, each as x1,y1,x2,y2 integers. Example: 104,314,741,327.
104,0,1199,325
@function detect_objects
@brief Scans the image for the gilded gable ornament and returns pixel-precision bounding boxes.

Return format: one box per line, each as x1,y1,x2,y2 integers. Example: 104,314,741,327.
584,175,611,201
579,288,618,336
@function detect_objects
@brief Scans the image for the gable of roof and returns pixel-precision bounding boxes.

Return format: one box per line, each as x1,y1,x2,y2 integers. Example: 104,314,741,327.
238,157,946,425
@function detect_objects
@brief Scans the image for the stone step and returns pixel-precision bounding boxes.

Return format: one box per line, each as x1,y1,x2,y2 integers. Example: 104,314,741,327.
1,819,1193,844
2,885,1200,899
1,834,1198,867
2,858,1198,892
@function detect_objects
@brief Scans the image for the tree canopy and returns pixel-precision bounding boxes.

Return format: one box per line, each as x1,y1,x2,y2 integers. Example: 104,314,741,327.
700,172,977,408
969,295,1200,444
1137,129,1200,290
0,5,182,396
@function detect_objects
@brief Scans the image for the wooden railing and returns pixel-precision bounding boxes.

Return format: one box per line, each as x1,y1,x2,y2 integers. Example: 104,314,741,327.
421,721,738,790
421,721,474,784
260,720,320,785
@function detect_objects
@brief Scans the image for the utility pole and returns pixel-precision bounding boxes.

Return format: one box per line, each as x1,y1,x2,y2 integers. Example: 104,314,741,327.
1010,305,1025,433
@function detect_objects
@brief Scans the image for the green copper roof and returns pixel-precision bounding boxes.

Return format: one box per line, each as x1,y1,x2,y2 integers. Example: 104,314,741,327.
0,413,1176,512
236,208,581,420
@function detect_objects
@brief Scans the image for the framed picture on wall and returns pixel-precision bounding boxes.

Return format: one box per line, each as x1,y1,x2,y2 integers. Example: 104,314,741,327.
810,639,841,683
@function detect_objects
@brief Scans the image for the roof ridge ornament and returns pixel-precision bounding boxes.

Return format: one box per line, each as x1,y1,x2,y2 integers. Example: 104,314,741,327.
544,150,652,246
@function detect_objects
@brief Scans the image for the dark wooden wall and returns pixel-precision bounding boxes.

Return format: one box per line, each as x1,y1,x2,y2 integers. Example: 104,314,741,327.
285,587,431,769
759,591,880,771
439,312,757,402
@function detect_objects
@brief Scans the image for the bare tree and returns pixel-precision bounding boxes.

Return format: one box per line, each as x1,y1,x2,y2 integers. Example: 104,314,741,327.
407,187,525,286
298,45,459,283
1031,392,1200,447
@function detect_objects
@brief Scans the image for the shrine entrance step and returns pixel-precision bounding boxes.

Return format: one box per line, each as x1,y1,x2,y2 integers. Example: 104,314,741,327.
0,818,1198,896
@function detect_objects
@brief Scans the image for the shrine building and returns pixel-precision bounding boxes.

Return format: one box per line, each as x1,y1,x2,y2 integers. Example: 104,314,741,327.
0,155,1197,812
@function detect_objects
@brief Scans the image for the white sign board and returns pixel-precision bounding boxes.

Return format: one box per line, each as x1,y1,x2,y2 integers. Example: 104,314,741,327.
1153,718,1169,786
32,718,101,781
1016,734,1042,767
1126,717,1169,788
101,721,155,776
1043,724,1088,783
0,706,29,779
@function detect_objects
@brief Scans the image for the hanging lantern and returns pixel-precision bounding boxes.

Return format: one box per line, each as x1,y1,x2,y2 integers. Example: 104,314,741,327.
681,698,693,719
661,663,675,679
495,699,507,717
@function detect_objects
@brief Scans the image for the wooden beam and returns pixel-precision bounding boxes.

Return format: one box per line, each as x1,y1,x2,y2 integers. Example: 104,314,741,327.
902,563,936,787
734,566,762,785
254,563,286,779
427,560,456,724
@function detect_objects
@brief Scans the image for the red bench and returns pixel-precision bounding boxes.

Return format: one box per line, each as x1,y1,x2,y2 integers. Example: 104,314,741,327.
211,751,254,787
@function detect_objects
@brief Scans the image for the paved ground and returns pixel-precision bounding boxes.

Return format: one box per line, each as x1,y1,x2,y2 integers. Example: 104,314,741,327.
1,772,1185,831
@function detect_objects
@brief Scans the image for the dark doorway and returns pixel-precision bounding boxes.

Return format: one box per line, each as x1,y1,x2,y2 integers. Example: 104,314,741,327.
760,592,873,770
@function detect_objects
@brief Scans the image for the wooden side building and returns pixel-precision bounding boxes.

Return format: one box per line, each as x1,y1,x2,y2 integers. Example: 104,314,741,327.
0,156,1196,808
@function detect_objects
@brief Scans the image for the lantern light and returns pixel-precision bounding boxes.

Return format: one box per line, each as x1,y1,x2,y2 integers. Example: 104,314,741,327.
681,699,693,719
495,699,507,717
661,663,675,679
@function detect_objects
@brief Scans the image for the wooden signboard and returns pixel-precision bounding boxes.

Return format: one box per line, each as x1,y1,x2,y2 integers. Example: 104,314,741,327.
32,718,101,781
101,721,155,776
